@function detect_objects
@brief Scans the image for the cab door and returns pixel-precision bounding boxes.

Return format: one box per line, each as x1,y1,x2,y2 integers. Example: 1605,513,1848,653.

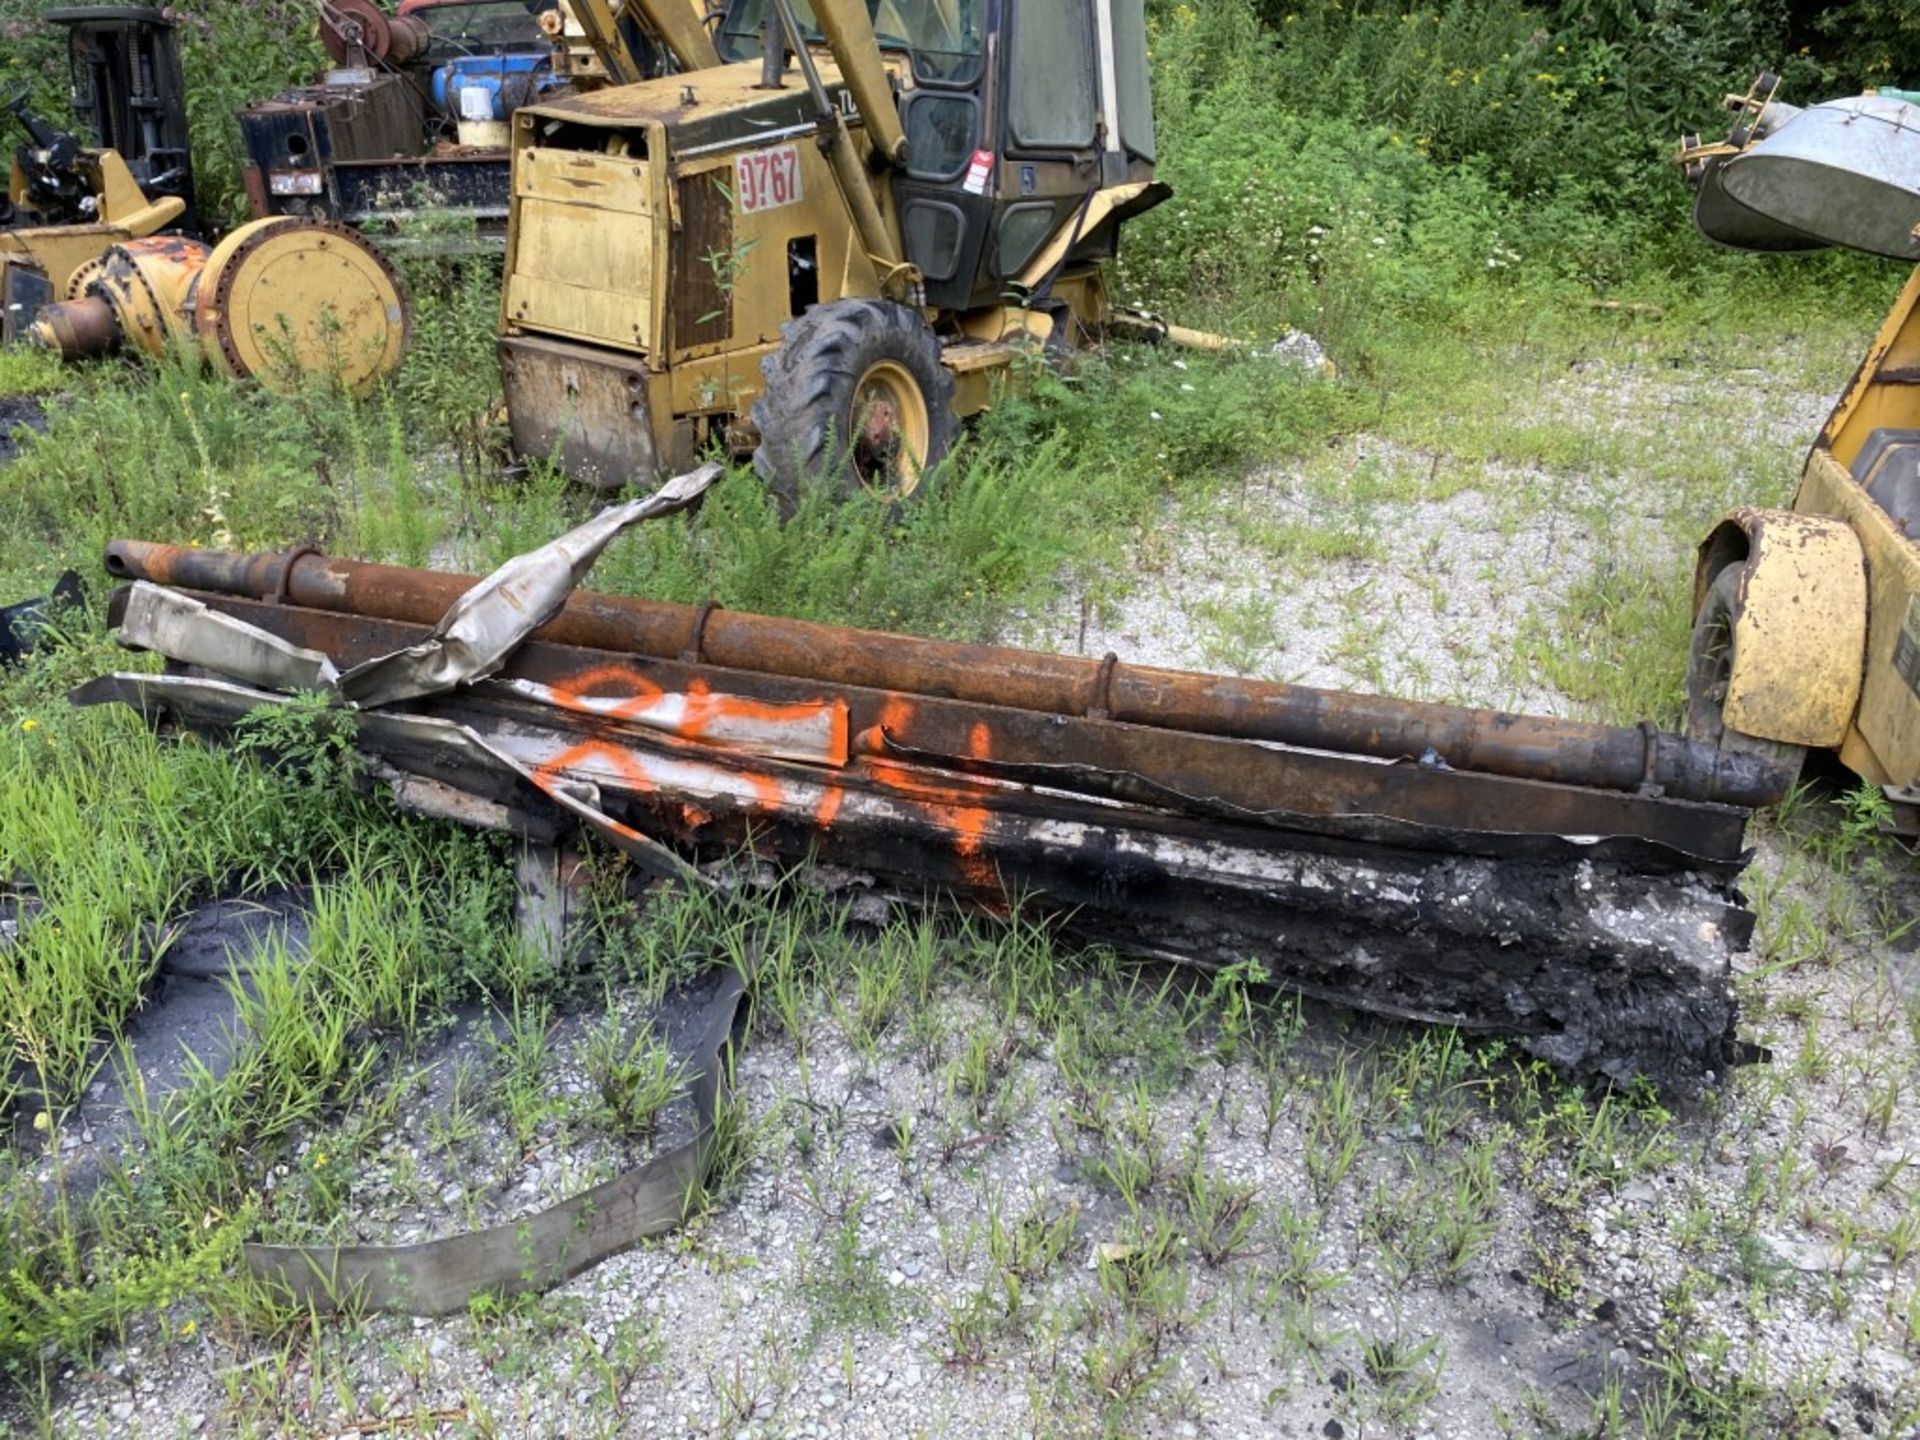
896,0,1158,312
891,0,999,311
985,0,1103,299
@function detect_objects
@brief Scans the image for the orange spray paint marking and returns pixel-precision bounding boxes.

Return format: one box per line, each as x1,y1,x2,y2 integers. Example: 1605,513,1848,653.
852,695,920,759
949,723,997,896
531,737,657,794
813,783,845,830
879,695,915,734
531,734,789,816
513,675,847,766
966,723,992,760
545,662,665,714
860,746,1002,905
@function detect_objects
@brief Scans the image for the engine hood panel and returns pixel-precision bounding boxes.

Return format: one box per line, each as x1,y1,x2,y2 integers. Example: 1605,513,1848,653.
519,59,855,156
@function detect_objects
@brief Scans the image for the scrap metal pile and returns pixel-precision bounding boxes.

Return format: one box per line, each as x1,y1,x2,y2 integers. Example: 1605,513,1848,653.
79,471,1786,1100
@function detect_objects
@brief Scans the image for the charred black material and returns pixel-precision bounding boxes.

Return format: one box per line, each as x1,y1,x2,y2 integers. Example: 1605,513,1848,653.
85,555,1775,1093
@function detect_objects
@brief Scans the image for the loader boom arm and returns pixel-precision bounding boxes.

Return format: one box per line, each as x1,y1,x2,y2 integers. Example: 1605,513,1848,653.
565,0,720,82
806,0,907,164
629,0,721,71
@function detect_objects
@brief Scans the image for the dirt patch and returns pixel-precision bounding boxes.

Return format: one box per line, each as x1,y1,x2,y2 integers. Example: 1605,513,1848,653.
0,394,47,464
1023,438,1622,715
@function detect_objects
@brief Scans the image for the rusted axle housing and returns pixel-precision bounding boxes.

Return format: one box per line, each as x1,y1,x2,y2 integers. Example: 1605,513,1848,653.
102,540,1787,808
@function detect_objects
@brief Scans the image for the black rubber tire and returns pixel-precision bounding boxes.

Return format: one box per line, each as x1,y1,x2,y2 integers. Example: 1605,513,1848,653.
750,299,957,509
1684,565,1808,776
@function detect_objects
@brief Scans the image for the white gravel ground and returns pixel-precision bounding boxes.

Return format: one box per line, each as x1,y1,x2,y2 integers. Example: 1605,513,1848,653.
19,338,1920,1440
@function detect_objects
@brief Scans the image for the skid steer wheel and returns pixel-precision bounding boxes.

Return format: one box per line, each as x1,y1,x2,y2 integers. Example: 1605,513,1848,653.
1684,565,1807,775
751,299,956,508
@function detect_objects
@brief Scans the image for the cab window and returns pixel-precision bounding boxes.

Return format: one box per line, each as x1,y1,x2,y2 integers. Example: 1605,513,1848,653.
718,0,984,85
1113,0,1155,160
1006,0,1095,150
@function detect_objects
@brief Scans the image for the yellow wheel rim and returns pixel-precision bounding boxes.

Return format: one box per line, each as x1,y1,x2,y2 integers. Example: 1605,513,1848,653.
852,359,932,497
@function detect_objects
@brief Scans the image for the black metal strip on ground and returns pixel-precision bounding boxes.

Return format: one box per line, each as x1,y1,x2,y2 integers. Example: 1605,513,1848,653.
241,961,752,1317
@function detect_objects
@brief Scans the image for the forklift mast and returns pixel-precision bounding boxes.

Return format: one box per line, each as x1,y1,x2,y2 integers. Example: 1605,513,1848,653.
46,6,197,236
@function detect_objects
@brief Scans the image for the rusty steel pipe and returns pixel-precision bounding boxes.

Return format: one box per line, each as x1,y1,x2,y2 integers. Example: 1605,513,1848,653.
110,589,1756,864
101,540,1790,808
31,295,120,359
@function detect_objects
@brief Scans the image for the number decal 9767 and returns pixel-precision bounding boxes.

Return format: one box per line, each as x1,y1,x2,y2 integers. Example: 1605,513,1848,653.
735,146,804,215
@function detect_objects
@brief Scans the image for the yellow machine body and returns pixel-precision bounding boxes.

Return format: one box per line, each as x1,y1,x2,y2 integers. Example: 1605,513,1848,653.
193,217,411,390
1692,263,1920,792
1692,507,1867,749
0,149,184,295
498,0,1169,489
31,217,412,395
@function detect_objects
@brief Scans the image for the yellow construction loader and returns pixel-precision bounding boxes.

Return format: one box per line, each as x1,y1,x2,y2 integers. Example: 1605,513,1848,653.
1687,273,1920,823
498,0,1177,498
1680,77,1920,826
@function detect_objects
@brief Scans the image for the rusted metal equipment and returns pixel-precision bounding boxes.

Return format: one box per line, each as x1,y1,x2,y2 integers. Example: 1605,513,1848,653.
85,497,1783,1094
239,0,697,246
29,217,412,392
102,540,1785,810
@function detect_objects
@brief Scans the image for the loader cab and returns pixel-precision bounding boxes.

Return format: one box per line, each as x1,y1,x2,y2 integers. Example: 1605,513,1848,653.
715,0,1160,311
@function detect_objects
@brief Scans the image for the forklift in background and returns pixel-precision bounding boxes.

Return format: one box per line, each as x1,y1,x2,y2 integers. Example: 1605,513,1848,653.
1,6,196,342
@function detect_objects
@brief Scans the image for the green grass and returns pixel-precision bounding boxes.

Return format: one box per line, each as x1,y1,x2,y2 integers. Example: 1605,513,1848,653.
0,27,1913,1431
0,276,1904,1429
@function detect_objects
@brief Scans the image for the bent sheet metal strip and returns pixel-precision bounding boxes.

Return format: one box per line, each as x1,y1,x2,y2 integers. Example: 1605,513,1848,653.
100,469,773,1314
245,962,753,1316
334,462,723,709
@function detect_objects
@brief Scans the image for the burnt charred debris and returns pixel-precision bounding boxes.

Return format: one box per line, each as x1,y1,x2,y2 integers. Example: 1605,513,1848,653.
73,471,1787,1095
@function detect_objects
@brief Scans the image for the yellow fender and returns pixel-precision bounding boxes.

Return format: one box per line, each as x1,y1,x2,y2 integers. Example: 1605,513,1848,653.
1694,506,1868,748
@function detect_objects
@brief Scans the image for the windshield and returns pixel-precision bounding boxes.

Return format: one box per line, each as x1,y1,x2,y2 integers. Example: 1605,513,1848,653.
718,0,983,85
406,0,549,56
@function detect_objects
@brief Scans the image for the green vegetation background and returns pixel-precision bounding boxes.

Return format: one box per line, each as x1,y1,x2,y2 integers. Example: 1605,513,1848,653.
0,0,1907,633
0,0,1913,1397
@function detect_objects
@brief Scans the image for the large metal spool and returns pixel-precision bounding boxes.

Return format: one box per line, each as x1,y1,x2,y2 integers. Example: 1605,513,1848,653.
188,217,412,391
29,217,412,393
320,0,432,66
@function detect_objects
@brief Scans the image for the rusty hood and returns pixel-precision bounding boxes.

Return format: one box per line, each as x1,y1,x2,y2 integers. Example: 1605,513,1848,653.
518,59,858,157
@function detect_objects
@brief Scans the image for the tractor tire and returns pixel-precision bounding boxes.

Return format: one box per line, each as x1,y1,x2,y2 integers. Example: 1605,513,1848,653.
751,299,956,508
1684,565,1807,777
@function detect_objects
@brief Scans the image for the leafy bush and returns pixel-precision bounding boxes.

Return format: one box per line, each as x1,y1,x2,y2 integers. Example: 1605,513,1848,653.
1121,0,1892,357
1157,0,1894,207
167,1,324,228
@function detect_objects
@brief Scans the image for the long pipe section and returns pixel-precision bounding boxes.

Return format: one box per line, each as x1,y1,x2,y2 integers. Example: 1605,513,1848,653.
101,540,1789,807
